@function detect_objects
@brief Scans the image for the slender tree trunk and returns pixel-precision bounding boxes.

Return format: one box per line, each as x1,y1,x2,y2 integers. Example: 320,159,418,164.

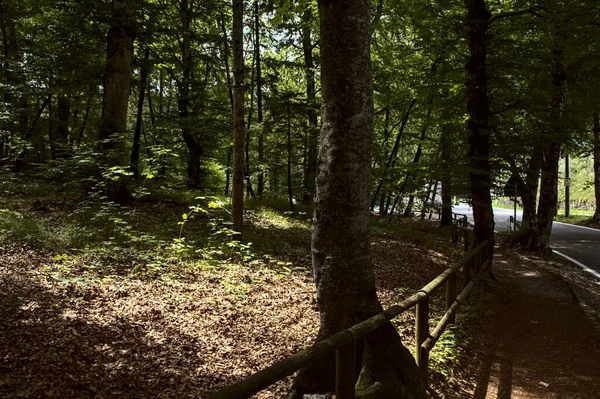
287,101,295,214
219,12,235,196
255,0,265,198
178,0,202,189
131,47,149,178
370,98,417,211
76,90,91,149
520,146,543,239
465,0,495,261
402,106,432,217
301,8,318,204
232,0,245,239
531,26,568,252
593,113,600,222
421,181,433,219
290,1,426,397
245,17,256,198
53,91,70,159
440,116,453,226
225,145,232,195
428,180,440,219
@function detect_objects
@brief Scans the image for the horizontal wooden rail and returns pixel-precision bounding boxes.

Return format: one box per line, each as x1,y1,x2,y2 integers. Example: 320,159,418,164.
207,292,427,399
207,240,490,399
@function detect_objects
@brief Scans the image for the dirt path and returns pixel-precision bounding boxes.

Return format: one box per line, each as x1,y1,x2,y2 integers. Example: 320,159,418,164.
471,249,600,399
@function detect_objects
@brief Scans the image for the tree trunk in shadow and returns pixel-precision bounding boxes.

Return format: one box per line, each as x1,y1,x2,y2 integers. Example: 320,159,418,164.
289,1,427,398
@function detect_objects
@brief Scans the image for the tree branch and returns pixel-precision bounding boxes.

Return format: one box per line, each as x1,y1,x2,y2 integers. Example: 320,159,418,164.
490,7,548,24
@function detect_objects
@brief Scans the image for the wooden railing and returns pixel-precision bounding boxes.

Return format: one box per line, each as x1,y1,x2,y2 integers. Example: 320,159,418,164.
208,233,490,399
452,212,475,251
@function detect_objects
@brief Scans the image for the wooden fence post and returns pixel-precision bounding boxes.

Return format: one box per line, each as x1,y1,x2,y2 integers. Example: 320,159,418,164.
475,248,482,273
452,224,457,246
463,229,469,252
415,295,429,383
445,273,457,324
336,341,355,399
463,257,472,286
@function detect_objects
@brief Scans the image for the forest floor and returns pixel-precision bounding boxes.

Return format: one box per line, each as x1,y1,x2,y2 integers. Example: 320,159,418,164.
1,167,600,398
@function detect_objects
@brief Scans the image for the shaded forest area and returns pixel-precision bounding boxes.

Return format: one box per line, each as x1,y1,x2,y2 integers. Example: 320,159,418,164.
1,0,600,397
1,0,599,248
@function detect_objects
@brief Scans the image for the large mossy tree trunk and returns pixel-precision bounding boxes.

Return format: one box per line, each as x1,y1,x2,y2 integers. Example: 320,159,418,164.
465,0,495,261
289,1,426,398
593,113,600,222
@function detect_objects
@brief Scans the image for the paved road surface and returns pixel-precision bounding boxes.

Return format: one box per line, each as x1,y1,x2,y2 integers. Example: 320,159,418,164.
550,222,600,275
452,203,522,232
452,203,600,276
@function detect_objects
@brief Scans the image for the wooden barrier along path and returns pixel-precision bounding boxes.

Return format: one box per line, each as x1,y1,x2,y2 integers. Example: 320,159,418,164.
208,227,489,399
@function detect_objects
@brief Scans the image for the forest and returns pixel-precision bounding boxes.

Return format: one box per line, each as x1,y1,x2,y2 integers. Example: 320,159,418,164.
1,0,600,398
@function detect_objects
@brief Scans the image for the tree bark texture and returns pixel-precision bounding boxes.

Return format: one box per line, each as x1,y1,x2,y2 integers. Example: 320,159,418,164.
231,0,245,238
531,28,568,252
130,47,149,178
290,1,426,398
593,113,600,221
301,8,318,205
53,91,70,159
520,145,543,239
287,101,295,214
440,115,453,226
99,0,135,165
465,0,495,261
370,98,416,212
255,0,265,198
178,0,202,189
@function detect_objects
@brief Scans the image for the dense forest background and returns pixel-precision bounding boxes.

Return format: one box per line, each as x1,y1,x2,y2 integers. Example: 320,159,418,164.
1,0,600,246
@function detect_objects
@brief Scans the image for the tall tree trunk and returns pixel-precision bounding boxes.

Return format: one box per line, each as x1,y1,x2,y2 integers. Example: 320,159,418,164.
219,12,235,196
178,0,202,189
131,47,149,178
255,0,265,198
53,91,70,159
530,26,568,251
370,98,416,211
593,113,600,222
402,105,432,217
287,101,295,214
76,90,91,149
99,0,135,168
519,146,543,239
301,8,318,204
245,17,256,198
440,115,453,226
231,0,245,239
428,180,440,219
290,1,426,397
465,0,495,261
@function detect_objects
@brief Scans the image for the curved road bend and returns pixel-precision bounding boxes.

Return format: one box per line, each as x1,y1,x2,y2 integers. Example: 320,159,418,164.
550,222,600,277
452,204,600,278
